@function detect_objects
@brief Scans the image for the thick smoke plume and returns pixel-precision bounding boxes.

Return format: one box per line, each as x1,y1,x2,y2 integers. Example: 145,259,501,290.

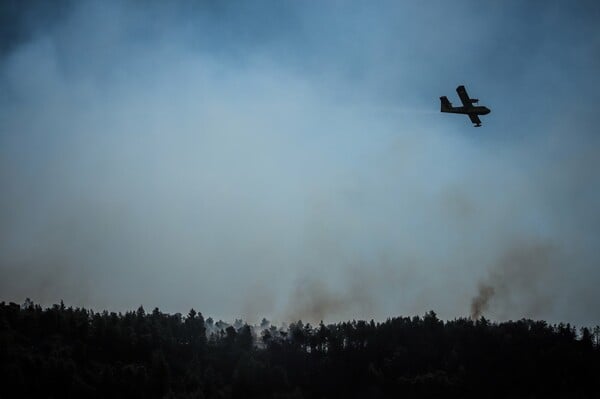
471,284,495,319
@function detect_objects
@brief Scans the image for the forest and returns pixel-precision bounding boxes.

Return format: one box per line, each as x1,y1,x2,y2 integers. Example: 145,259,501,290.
1,300,599,398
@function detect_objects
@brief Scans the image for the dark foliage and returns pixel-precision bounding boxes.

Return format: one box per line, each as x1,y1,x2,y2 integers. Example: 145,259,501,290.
1,301,599,398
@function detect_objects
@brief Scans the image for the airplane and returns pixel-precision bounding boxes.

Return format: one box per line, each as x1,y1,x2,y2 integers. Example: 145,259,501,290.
440,85,490,127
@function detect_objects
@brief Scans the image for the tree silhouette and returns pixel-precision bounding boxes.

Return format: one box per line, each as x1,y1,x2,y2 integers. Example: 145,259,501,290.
1,301,598,398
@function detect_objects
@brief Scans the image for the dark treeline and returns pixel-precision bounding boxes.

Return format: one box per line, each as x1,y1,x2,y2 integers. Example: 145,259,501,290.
1,300,599,398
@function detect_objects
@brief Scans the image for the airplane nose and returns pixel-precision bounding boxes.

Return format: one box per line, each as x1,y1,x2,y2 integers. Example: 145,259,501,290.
484,107,491,114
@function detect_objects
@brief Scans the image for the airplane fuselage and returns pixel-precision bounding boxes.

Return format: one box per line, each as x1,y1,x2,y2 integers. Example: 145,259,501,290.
443,106,490,115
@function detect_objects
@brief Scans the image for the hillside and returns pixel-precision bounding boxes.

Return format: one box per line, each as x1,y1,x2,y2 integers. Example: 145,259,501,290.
1,300,598,398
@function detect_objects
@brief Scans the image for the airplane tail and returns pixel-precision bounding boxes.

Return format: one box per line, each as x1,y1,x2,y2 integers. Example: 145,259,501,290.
440,96,453,112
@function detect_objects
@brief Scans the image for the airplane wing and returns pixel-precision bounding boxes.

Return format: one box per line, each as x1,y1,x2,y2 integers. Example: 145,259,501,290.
456,85,473,108
468,113,481,126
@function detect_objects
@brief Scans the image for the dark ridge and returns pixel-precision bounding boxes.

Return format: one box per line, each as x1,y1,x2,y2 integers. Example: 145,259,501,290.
1,300,599,398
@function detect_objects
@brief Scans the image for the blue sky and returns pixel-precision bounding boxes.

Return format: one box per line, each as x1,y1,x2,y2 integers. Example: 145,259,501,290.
0,1,599,325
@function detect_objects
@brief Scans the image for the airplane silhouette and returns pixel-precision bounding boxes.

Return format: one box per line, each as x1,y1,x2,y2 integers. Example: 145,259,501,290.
440,85,490,127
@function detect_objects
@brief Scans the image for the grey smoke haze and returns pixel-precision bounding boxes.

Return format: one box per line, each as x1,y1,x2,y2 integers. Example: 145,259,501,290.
470,242,556,320
1,1,599,325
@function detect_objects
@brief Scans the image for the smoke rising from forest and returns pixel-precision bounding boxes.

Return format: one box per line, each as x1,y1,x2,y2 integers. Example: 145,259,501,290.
470,242,558,320
471,284,495,320
0,1,599,325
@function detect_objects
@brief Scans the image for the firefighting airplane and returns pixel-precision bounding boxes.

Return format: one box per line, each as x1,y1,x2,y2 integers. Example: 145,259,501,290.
440,85,490,127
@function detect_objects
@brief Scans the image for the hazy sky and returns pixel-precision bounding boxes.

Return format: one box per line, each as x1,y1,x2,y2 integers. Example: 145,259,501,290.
1,1,599,325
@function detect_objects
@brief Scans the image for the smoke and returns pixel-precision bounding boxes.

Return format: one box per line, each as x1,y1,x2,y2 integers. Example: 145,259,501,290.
470,242,557,320
0,1,599,325
471,284,495,320
286,279,351,324
285,273,375,324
